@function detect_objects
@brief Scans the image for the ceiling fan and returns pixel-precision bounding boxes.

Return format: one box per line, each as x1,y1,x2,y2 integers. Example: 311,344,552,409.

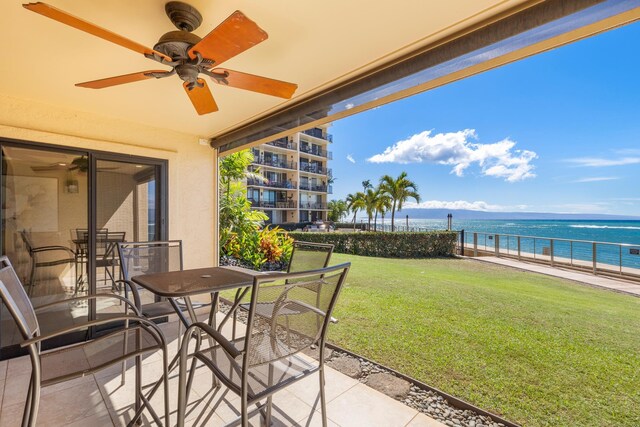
31,156,118,173
23,2,298,115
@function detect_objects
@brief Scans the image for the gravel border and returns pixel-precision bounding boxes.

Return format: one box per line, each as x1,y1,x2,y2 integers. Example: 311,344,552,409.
321,348,513,427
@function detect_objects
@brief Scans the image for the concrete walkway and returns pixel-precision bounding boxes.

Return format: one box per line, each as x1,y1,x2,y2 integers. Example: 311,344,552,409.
473,256,640,297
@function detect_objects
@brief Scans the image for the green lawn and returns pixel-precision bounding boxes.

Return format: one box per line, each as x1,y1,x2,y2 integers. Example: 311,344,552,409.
327,254,640,427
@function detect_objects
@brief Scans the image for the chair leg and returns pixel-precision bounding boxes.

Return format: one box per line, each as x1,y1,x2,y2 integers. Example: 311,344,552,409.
28,263,37,297
265,363,274,427
319,365,328,427
21,373,34,427
162,348,170,427
241,390,249,427
22,366,41,427
134,329,143,426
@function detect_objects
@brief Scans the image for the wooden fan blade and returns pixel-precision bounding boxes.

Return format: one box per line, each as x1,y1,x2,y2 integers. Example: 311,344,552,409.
188,11,267,66
23,2,172,62
76,70,167,89
211,68,297,99
183,79,218,115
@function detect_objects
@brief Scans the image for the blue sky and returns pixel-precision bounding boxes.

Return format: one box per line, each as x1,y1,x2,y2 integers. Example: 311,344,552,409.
329,21,640,216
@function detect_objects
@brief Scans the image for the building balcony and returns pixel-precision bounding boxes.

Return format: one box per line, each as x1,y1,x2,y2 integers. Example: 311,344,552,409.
252,157,297,170
299,202,328,210
302,127,333,142
299,163,331,175
299,144,333,159
299,182,329,192
247,178,297,189
250,200,297,209
266,137,297,151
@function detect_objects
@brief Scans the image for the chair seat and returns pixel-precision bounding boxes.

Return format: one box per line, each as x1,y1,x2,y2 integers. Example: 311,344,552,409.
41,325,160,386
142,301,177,319
196,334,318,401
239,301,338,323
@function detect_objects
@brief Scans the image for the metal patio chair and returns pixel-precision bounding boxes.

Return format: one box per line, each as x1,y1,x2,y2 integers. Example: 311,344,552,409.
0,256,170,427
232,241,335,338
20,230,77,297
177,263,351,427
117,240,185,323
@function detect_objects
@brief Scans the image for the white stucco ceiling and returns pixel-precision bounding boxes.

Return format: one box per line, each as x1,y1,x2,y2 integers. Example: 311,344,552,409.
0,0,530,138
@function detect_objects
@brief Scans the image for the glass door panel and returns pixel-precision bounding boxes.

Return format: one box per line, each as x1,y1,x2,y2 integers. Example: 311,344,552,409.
1,146,88,353
95,159,160,320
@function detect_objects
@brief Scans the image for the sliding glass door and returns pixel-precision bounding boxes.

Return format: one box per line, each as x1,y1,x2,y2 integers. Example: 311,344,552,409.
0,141,166,359
94,158,163,322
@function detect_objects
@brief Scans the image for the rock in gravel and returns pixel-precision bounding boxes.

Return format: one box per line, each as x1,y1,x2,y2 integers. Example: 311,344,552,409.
327,356,362,378
302,346,334,361
365,373,411,399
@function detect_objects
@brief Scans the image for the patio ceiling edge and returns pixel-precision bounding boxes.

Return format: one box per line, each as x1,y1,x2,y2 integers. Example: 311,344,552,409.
211,0,640,155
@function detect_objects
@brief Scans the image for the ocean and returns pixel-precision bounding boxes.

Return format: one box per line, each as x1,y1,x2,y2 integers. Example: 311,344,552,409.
362,218,640,269
393,219,640,245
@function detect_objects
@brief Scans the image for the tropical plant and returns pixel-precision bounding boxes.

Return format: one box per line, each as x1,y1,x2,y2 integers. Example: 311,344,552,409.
345,192,365,230
218,150,293,270
362,179,372,192
379,172,421,232
328,199,349,222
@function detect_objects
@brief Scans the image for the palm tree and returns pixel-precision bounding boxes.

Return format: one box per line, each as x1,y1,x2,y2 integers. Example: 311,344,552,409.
363,189,378,231
362,179,372,192
346,192,365,230
379,172,421,232
328,199,349,222
373,189,392,232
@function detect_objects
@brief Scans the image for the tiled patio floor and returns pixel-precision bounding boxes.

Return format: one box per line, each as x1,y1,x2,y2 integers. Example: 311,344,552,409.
0,313,445,427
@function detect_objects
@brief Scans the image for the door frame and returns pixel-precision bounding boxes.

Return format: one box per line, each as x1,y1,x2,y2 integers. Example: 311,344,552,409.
0,137,169,360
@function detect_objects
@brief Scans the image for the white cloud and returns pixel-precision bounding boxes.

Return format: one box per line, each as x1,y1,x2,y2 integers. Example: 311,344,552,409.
404,200,527,212
566,156,640,167
346,154,356,164
549,202,610,213
367,129,537,182
572,176,619,183
345,103,355,110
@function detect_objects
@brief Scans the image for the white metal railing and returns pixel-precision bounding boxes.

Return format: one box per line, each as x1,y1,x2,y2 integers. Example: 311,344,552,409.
461,231,640,278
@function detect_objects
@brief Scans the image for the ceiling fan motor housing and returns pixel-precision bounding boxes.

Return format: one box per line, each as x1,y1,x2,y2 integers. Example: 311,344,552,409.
165,1,203,32
154,30,201,59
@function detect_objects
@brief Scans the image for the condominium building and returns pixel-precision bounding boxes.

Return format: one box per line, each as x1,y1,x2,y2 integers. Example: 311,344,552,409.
247,125,333,224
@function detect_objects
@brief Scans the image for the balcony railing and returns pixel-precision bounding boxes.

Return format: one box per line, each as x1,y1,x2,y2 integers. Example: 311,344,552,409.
250,200,297,209
302,128,333,142
299,202,328,210
299,163,330,175
459,231,640,280
252,157,297,170
299,183,329,192
247,178,297,189
299,145,333,159
266,138,297,150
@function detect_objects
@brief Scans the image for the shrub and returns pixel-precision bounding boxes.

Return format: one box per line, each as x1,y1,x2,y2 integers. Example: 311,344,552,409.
288,231,457,258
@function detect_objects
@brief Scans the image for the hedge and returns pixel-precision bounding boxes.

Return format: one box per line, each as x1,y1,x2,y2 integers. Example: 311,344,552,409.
287,231,457,258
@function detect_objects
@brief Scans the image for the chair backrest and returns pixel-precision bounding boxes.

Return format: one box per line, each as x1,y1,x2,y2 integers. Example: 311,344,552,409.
243,262,350,367
287,241,334,273
118,240,183,280
74,228,109,253
20,230,34,254
0,256,40,340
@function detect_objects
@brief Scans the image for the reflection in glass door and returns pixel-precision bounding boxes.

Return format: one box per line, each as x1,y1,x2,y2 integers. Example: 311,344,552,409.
1,146,88,354
95,159,161,320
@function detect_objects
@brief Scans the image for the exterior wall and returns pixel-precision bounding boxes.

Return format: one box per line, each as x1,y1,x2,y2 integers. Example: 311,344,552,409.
0,94,217,269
